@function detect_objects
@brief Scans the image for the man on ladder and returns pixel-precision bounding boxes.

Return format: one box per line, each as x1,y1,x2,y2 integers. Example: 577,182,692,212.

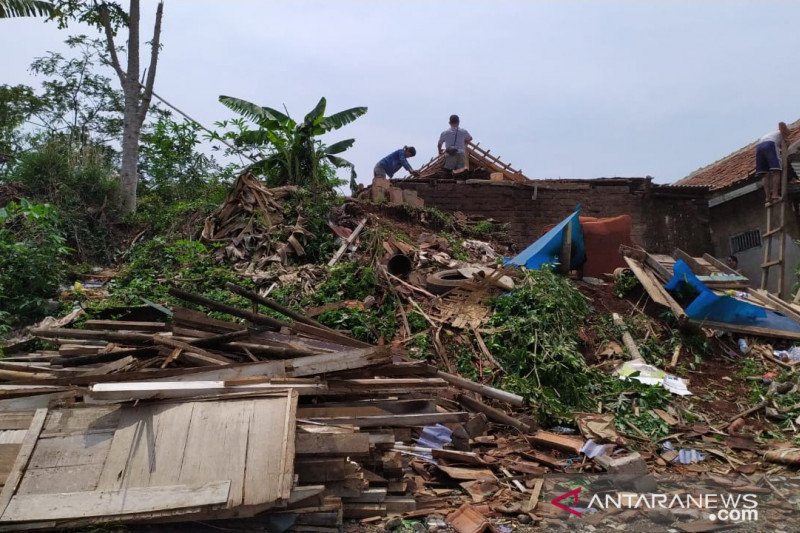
755,122,790,202
757,121,793,295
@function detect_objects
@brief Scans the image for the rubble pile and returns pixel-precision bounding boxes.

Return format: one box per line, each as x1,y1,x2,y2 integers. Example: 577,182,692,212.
3,174,800,531
201,172,310,271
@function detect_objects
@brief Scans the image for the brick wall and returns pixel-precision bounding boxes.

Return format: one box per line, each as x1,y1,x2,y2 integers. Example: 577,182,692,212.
394,178,710,254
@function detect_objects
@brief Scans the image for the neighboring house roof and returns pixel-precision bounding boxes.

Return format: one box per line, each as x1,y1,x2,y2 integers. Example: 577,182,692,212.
402,141,528,182
675,120,800,191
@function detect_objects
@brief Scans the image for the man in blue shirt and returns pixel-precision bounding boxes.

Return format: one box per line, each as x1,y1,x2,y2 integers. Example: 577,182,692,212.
374,146,419,179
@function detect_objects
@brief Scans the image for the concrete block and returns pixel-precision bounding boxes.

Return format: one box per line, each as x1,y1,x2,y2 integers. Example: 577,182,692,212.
372,176,390,189
371,186,386,202
388,187,403,205
594,452,648,477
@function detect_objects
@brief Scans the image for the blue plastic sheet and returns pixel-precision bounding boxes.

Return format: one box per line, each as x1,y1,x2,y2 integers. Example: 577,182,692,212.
506,207,586,270
665,259,800,333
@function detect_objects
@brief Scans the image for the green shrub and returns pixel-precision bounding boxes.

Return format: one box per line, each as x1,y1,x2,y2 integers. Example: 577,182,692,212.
100,237,252,317
484,268,595,422
7,137,118,262
0,200,69,332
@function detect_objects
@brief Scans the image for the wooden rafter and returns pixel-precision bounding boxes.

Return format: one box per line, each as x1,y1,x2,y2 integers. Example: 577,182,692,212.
399,141,527,182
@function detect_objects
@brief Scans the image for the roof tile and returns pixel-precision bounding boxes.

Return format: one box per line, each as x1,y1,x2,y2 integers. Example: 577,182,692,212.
675,121,800,191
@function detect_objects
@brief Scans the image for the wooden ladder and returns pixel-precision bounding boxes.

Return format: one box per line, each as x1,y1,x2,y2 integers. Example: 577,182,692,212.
760,142,789,295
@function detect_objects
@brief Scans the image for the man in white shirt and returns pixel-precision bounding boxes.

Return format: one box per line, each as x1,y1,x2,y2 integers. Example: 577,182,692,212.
755,122,790,202
437,114,473,171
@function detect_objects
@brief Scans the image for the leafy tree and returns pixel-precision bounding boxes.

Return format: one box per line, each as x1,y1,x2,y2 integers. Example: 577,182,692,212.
0,0,54,17
216,96,366,192
27,35,124,149
0,84,43,167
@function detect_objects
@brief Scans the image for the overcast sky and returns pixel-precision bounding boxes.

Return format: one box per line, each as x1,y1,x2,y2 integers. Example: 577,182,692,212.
2,1,799,186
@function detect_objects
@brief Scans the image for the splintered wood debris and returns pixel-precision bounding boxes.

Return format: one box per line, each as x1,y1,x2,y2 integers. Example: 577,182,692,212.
0,282,550,530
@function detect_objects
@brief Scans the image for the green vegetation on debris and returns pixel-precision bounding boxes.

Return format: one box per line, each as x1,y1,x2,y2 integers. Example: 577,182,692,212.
485,268,596,422
0,200,69,334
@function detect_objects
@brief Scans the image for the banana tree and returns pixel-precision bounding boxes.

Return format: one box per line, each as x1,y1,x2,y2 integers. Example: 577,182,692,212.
217,95,366,192
0,0,54,17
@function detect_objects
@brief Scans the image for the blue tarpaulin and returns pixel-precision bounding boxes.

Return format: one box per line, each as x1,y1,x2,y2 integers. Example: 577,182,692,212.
665,259,800,334
506,207,586,270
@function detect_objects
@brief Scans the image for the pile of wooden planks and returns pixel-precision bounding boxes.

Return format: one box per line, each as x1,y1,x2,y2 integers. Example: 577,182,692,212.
0,283,572,530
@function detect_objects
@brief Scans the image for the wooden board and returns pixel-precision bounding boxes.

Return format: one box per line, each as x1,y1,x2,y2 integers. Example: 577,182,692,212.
689,319,800,340
1,481,230,522
88,394,297,511
295,433,371,456
0,409,47,519
301,412,468,428
84,321,168,332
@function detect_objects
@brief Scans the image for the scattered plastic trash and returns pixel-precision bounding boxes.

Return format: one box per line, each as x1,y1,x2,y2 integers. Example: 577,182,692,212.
417,424,452,450
738,338,749,354
550,425,578,434
615,359,692,396
774,345,800,362
762,371,779,384
581,439,615,458
662,441,705,464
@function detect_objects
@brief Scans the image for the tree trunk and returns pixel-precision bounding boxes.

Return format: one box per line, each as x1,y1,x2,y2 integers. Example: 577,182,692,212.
119,107,141,214
99,0,163,216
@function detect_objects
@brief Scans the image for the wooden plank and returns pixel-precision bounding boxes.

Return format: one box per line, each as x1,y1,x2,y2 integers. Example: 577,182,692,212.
295,458,346,483
95,405,154,491
88,380,323,401
623,257,686,319
0,414,34,432
0,408,47,519
295,433,370,456
431,449,484,466
41,406,119,437
457,394,533,433
623,257,670,307
297,405,391,418
58,345,103,356
437,371,524,407
176,401,250,507
152,336,233,365
286,347,389,377
17,464,103,495
27,432,112,470
302,412,468,428
689,319,800,340
1,481,231,522
328,218,367,267
526,431,584,454
78,356,135,377
148,359,286,382
0,394,71,412
84,320,168,332
702,253,742,277
673,249,711,275
172,306,246,333
243,390,297,504
0,445,21,486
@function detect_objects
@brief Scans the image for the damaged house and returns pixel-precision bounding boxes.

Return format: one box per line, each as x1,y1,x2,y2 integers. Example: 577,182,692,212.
386,141,710,262
675,120,800,298
380,132,800,298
